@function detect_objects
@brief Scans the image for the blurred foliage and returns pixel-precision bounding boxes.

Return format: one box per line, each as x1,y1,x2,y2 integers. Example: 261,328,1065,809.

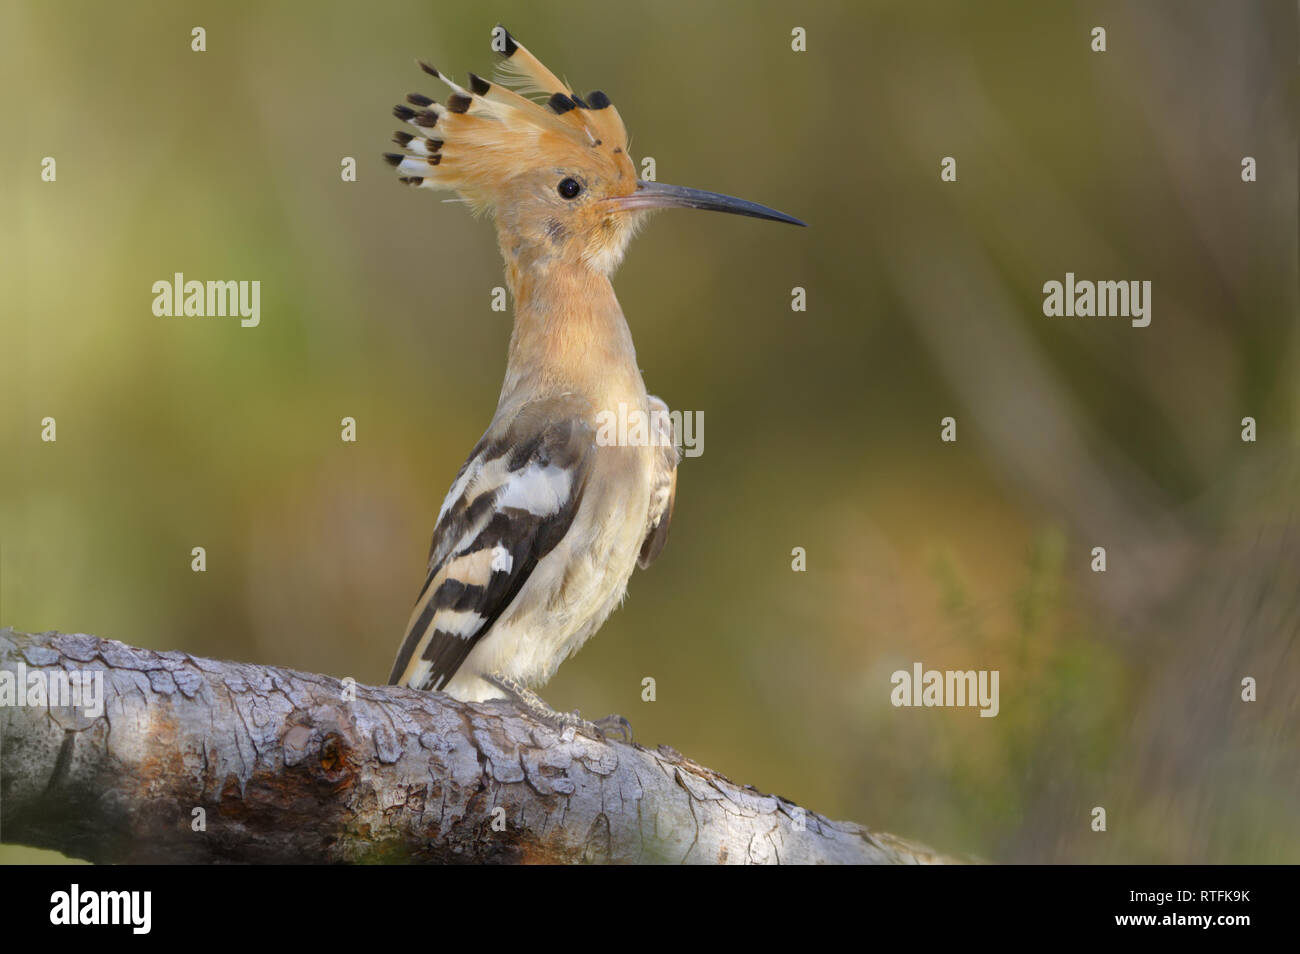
1,0,1296,863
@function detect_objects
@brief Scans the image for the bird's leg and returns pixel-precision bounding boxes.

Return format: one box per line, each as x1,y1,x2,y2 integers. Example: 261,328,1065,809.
487,672,633,743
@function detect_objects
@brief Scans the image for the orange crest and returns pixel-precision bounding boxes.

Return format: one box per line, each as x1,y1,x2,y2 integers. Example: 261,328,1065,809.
386,26,637,213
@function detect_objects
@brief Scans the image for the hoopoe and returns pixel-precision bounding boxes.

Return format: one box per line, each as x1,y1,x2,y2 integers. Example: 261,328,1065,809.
385,27,803,738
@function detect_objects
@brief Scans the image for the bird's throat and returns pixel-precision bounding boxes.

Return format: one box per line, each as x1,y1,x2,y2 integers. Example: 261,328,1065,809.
500,261,642,408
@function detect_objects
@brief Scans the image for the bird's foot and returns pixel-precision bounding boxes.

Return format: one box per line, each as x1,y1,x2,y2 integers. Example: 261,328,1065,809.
591,713,633,744
487,672,633,743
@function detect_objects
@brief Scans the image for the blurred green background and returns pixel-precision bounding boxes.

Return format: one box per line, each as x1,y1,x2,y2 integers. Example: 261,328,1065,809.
2,0,1297,863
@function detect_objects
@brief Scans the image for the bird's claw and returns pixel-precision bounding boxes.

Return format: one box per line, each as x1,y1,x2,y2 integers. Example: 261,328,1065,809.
559,709,633,744
591,713,634,744
487,672,632,743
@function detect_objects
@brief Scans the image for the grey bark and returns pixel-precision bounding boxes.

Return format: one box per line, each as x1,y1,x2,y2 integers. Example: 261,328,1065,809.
0,628,954,864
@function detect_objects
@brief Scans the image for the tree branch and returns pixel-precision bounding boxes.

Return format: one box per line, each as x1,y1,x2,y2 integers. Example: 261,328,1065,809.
0,629,953,864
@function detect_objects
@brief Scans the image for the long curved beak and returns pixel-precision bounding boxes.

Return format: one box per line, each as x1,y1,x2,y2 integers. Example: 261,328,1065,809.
606,180,806,226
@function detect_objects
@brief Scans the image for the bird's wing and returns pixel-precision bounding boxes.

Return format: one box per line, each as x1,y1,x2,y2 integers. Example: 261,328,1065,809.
389,397,595,691
638,395,679,569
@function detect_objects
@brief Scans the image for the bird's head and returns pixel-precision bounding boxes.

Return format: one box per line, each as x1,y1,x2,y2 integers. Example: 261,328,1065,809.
386,26,804,277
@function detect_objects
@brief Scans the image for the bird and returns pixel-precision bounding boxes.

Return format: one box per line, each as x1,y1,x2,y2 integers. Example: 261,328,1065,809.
384,26,803,739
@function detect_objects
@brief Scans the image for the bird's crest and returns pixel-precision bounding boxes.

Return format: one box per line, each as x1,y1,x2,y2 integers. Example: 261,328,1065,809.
385,26,634,211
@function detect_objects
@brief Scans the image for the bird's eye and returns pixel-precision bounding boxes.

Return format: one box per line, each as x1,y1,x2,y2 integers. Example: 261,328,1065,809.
557,177,583,199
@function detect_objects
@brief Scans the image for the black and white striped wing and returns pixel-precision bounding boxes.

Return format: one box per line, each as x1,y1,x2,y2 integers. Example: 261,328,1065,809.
389,404,595,692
